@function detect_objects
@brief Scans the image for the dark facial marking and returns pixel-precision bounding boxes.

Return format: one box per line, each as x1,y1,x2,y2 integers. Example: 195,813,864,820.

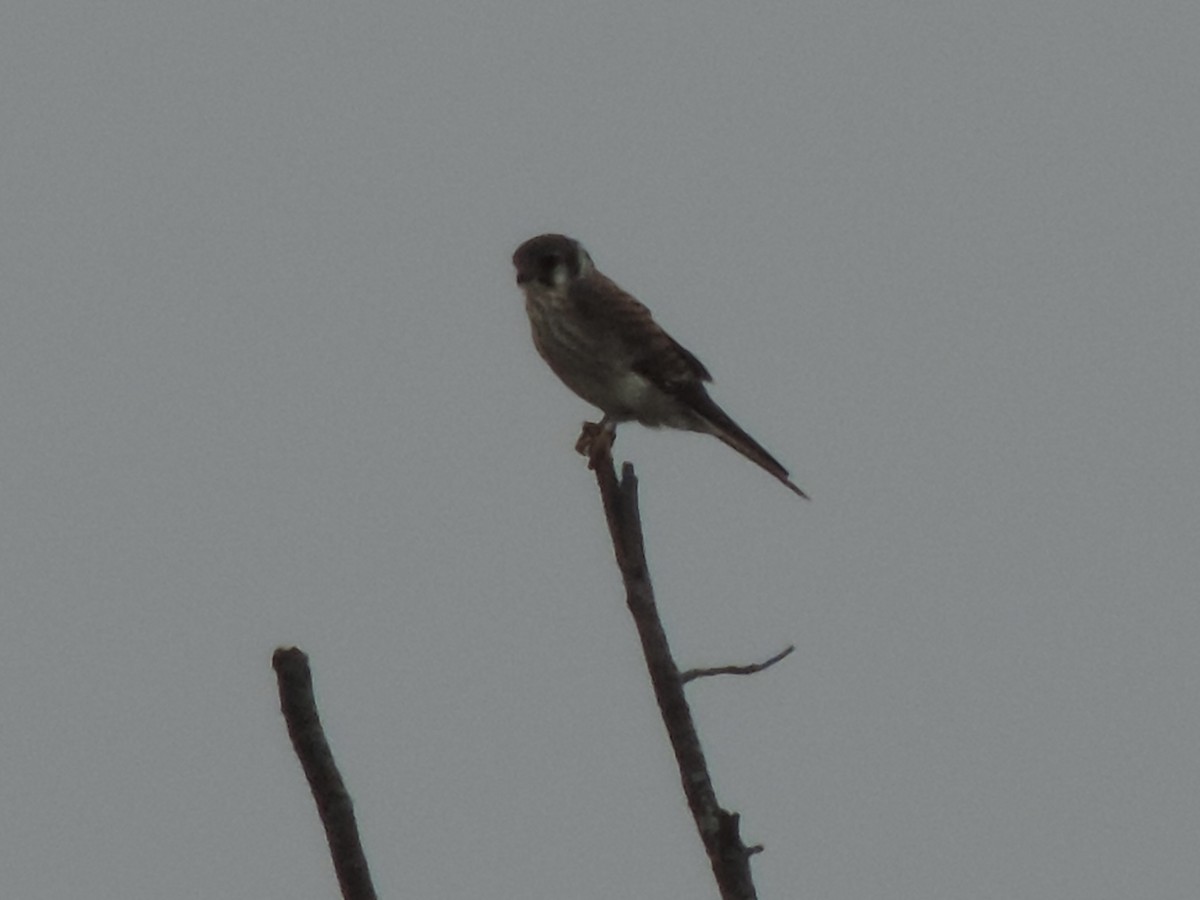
514,235,579,287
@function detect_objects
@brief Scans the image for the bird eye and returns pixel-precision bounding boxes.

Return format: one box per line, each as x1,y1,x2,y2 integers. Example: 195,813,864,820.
541,254,560,268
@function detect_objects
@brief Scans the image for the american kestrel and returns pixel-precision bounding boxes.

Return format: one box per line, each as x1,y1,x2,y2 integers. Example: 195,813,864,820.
513,233,808,498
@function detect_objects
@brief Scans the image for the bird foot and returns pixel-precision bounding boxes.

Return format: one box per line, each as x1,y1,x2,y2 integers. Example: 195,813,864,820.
575,419,616,468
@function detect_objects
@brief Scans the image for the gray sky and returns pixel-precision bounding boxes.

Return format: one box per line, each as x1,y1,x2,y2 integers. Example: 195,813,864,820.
3,1,1198,897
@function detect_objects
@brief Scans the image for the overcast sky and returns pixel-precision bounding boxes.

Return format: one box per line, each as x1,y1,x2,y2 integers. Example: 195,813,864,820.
2,2,1198,898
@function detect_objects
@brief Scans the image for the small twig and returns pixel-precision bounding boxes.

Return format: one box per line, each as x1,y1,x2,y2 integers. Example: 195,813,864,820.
273,648,378,900
681,645,795,684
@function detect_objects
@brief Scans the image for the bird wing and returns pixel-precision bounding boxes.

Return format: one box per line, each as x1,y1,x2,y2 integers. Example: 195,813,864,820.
570,273,808,498
571,273,713,388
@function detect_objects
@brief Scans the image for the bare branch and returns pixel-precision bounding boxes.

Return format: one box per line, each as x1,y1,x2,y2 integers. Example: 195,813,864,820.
273,647,378,900
681,645,795,684
583,427,761,900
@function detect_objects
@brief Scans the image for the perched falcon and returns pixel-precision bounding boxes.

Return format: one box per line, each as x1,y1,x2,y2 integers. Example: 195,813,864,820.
513,233,807,498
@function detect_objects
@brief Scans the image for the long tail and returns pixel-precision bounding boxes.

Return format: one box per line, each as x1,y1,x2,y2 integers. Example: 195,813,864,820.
691,393,809,499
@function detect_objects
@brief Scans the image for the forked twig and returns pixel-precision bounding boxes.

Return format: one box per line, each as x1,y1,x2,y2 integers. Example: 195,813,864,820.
583,426,762,900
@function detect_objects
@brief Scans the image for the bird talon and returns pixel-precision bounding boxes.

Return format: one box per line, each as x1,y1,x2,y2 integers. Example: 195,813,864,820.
575,420,615,466
574,422,600,456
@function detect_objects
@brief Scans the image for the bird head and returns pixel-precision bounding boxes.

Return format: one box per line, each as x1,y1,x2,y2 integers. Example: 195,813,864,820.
513,233,594,289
